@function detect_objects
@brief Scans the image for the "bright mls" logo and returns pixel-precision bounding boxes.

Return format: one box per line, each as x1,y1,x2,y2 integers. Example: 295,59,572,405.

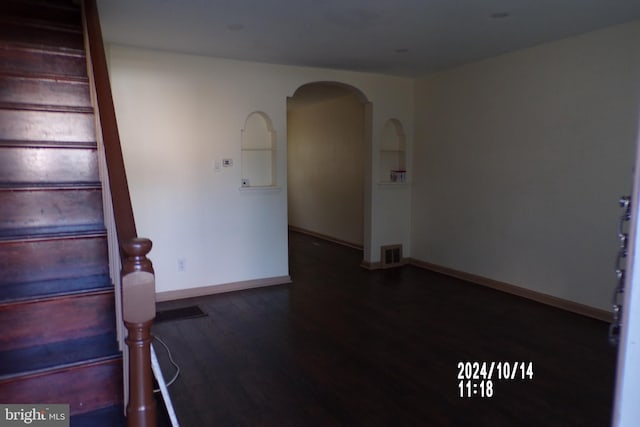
0,405,69,427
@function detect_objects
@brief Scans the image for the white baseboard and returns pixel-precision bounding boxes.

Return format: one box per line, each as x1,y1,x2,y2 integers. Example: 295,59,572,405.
409,258,612,322
155,275,292,302
360,258,410,270
288,226,363,250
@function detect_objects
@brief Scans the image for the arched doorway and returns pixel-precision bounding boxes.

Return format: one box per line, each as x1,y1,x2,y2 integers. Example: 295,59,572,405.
287,82,372,256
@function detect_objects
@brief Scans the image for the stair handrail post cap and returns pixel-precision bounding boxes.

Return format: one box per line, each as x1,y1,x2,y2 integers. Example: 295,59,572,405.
121,238,154,275
121,237,153,257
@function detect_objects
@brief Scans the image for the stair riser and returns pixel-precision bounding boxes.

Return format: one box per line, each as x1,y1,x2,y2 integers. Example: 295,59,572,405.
0,236,109,285
0,45,86,78
0,109,95,143
0,2,81,29
0,75,91,108
0,146,99,184
0,21,83,51
0,189,104,232
0,291,117,352
0,357,123,415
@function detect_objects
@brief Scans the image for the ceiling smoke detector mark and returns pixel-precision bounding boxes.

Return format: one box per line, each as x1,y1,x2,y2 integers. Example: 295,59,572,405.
490,12,511,19
227,23,244,31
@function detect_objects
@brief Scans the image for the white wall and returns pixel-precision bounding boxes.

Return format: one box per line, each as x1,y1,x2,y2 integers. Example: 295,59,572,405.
412,21,640,310
288,93,364,246
107,45,414,294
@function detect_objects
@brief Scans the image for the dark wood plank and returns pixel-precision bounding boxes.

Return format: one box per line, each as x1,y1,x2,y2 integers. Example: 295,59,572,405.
0,235,109,285
0,357,123,415
0,75,91,109
0,188,104,232
0,290,117,351
0,20,83,52
152,231,617,426
0,109,95,143
0,274,111,302
0,332,119,376
0,146,99,184
0,45,87,79
0,1,81,29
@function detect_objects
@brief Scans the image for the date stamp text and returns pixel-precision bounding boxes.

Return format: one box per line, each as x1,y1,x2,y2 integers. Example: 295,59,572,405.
457,361,534,398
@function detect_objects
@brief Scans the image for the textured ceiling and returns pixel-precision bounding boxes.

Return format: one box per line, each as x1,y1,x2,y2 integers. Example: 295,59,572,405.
97,0,640,77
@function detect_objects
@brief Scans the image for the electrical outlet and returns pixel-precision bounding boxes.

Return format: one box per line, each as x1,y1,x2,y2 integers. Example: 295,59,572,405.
177,258,186,272
222,158,233,167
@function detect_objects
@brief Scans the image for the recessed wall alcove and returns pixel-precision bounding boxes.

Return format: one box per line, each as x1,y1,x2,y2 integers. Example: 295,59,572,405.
241,111,276,188
380,118,406,183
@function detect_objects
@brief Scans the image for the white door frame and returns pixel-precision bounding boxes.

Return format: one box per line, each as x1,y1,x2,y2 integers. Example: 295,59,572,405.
612,112,640,426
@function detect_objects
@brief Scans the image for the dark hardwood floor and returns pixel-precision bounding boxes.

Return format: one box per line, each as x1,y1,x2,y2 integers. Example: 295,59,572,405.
153,231,617,426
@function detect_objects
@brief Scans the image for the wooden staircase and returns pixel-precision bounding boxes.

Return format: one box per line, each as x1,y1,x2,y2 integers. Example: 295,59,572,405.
0,0,124,423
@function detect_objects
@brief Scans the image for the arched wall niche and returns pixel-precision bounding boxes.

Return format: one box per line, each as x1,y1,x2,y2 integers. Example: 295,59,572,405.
241,111,276,187
287,81,373,258
380,118,407,183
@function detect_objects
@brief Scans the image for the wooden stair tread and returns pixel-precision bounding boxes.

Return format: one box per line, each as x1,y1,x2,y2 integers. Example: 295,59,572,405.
0,16,81,34
0,289,117,353
0,101,93,113
0,224,107,242
0,72,90,86
0,73,92,111
0,332,120,379
0,357,123,416
0,20,84,54
2,0,82,13
0,146,100,184
0,182,102,190
0,44,87,80
0,7,80,38
0,108,96,143
0,274,111,303
0,139,97,148
0,15,82,34
0,70,88,84
0,42,84,58
0,234,109,289
0,186,105,235
0,40,85,57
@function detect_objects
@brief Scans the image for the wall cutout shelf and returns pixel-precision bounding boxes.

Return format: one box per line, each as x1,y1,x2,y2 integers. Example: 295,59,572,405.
241,111,276,188
380,118,407,184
